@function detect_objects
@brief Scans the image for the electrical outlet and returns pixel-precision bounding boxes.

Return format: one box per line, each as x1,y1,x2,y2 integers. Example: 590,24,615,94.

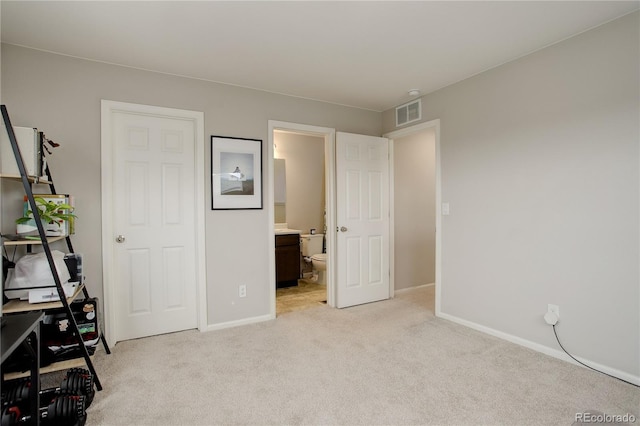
544,304,560,325
239,285,247,298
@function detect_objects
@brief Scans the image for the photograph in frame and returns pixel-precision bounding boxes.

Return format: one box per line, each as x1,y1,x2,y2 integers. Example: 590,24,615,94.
211,136,263,209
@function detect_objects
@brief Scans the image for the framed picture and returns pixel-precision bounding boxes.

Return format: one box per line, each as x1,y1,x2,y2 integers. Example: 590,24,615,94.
211,135,263,210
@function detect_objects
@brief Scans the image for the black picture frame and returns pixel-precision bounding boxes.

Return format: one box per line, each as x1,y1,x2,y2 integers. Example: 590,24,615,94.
211,135,263,210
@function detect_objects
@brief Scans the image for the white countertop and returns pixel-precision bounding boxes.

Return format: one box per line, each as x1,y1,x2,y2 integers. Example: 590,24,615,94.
275,228,301,235
275,223,300,235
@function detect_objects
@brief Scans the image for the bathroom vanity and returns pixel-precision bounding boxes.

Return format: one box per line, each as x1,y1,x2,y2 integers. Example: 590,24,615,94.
275,230,301,288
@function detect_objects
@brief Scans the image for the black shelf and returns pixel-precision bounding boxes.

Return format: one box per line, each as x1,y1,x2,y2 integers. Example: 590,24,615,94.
1,312,44,426
1,312,44,364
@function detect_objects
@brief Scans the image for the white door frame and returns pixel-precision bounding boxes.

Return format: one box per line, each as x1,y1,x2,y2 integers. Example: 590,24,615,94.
268,121,336,315
384,119,442,316
101,100,207,346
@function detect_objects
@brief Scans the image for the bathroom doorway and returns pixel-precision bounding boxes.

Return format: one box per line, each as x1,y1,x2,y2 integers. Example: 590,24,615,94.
274,130,327,314
268,122,336,317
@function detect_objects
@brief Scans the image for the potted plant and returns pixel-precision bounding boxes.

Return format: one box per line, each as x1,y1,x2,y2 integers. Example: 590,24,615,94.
16,196,76,237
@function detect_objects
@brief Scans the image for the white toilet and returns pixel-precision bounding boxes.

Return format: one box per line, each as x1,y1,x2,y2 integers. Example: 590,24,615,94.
300,234,327,285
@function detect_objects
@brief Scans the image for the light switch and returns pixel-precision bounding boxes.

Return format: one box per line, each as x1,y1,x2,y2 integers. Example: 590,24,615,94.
442,203,450,215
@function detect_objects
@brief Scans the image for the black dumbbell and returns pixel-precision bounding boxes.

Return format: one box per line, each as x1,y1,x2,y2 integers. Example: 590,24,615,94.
1,406,22,426
41,394,87,426
60,369,94,408
1,379,32,410
1,395,86,426
3,369,95,410
41,369,95,408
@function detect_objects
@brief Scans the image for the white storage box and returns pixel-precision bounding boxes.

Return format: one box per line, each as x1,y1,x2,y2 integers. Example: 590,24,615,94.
0,126,45,178
28,281,79,304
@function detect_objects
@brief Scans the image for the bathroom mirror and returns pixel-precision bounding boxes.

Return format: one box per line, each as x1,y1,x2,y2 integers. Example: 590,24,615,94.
274,158,286,223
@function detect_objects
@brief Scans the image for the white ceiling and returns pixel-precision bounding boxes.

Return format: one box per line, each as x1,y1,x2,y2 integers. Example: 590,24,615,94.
2,1,638,112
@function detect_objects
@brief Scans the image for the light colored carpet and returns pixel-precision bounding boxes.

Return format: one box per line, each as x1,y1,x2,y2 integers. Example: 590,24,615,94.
82,286,638,425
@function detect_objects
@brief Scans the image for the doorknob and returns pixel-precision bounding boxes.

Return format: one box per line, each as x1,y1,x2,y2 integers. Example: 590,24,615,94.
340,226,348,232
116,235,126,243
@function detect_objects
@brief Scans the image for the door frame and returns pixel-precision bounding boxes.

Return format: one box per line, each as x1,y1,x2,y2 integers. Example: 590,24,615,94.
384,119,442,315
101,100,207,346
268,121,336,315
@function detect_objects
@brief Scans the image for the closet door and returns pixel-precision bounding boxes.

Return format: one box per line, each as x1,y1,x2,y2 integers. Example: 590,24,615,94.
103,101,203,344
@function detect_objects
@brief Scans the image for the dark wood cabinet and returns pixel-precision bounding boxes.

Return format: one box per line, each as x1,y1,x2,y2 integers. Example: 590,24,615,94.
275,234,300,288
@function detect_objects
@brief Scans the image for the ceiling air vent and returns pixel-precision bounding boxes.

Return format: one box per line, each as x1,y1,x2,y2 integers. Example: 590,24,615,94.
396,99,421,127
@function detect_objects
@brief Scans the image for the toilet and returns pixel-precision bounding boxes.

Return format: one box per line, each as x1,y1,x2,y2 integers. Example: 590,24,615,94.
310,253,327,285
300,234,326,285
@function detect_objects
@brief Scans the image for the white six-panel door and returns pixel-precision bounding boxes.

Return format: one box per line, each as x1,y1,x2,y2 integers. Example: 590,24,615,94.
336,132,390,308
110,111,198,341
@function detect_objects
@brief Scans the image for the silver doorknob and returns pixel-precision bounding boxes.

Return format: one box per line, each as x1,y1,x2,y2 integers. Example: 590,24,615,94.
116,235,126,243
340,226,348,232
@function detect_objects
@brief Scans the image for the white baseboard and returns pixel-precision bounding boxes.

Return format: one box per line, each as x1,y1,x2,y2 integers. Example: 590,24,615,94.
438,311,640,386
394,282,435,296
202,313,274,332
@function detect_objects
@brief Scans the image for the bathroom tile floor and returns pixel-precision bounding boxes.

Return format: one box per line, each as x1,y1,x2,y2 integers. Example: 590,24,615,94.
276,279,327,315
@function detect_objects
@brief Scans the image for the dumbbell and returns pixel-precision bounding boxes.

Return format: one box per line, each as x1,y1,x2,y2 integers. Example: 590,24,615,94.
41,394,87,426
41,369,95,408
1,406,22,426
1,380,32,411
1,395,86,426
2,369,94,409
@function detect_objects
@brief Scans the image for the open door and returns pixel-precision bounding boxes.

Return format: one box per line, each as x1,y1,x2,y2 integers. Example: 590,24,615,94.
335,132,390,308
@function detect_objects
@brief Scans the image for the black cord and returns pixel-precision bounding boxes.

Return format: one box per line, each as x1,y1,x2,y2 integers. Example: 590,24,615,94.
552,324,639,388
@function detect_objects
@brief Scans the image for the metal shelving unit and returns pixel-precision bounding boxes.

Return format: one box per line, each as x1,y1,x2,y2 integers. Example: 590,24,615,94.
0,105,108,391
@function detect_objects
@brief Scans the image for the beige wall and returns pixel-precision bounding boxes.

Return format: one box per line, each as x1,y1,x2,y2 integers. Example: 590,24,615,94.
273,132,325,235
393,129,435,290
383,12,639,378
1,43,381,326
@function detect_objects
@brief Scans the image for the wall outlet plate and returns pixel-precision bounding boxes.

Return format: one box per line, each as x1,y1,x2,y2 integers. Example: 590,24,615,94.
239,285,247,298
545,304,559,325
